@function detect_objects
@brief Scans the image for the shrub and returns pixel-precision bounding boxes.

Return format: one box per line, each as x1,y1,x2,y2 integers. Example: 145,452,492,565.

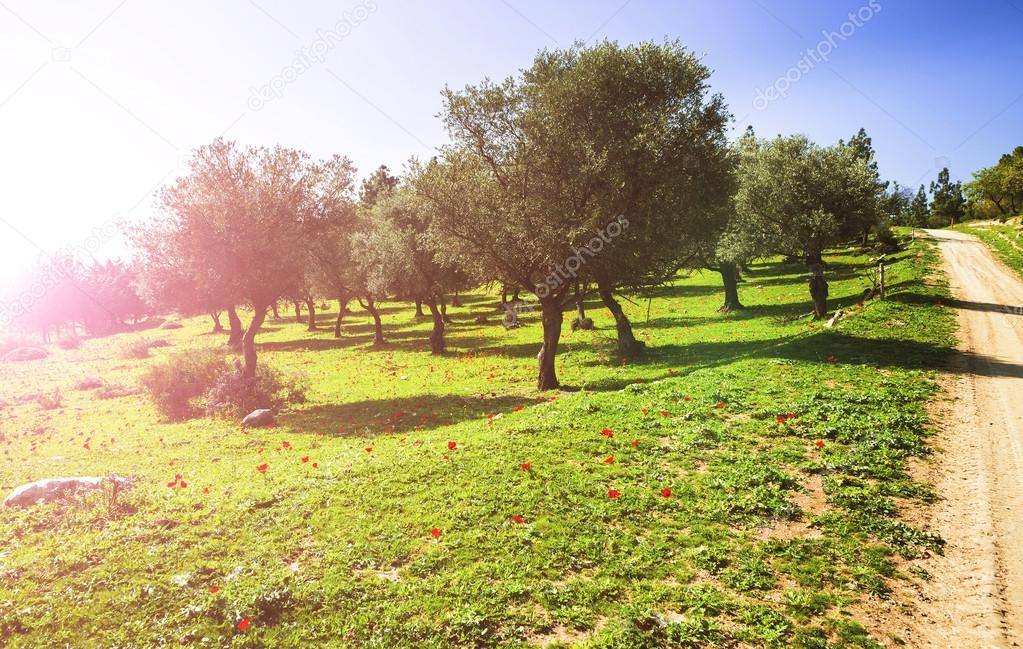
205,362,307,418
872,224,901,252
139,348,229,420
37,389,63,410
122,338,171,359
58,336,82,350
76,377,104,390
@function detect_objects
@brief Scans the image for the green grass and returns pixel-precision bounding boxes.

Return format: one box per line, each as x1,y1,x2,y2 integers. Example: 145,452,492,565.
0,234,955,647
951,216,1023,277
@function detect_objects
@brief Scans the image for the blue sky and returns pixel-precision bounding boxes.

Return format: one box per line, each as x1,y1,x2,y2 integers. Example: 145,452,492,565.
1,0,1020,280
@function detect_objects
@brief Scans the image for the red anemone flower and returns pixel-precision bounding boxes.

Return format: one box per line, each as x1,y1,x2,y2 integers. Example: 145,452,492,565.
256,463,268,472
603,455,614,464
600,428,614,438
607,489,622,499
661,488,672,498
237,618,251,631
430,527,442,537
511,515,526,524
521,463,531,471
814,440,825,449
447,441,457,450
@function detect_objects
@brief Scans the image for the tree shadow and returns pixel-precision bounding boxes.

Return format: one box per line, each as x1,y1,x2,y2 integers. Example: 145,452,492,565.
279,393,538,437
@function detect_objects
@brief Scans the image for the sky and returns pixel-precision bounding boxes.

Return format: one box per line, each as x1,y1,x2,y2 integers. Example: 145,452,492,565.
1,0,1020,284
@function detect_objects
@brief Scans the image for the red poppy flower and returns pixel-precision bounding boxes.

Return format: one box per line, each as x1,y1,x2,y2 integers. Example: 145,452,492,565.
256,463,268,472
715,401,726,409
607,489,622,499
166,480,177,488
776,415,787,424
430,527,442,537
202,486,210,494
683,395,691,402
660,410,670,417
600,428,614,438
603,455,615,464
447,441,457,450
630,439,640,447
179,481,188,488
641,408,649,414
787,412,796,419
365,447,373,453
312,462,319,468
209,586,220,594
814,440,825,449
513,405,524,412
511,515,526,524
661,488,672,498
281,441,291,449
301,456,309,463
521,463,531,471
237,618,251,631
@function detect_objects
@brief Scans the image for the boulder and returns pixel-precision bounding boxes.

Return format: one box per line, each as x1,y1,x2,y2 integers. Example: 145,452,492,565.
2,347,48,362
241,408,274,427
571,317,594,331
160,321,184,330
4,476,133,507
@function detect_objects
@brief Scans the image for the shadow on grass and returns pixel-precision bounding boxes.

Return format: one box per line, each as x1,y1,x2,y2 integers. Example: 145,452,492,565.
279,394,538,437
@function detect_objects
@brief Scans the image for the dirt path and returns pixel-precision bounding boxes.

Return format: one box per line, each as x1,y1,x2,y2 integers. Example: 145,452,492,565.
910,229,1023,647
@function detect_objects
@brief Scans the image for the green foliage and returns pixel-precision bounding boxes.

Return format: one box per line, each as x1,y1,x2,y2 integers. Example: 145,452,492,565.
929,167,966,226
205,362,308,418
965,146,1023,217
139,348,229,420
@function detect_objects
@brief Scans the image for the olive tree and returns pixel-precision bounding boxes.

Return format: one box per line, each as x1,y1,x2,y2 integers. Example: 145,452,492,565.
417,40,735,386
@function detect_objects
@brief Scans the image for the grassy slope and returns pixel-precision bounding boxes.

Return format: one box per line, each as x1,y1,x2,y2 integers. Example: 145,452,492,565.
951,217,1023,277
0,235,954,648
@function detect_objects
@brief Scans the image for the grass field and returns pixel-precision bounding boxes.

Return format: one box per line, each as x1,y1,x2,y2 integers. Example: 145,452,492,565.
951,217,1023,278
0,234,955,648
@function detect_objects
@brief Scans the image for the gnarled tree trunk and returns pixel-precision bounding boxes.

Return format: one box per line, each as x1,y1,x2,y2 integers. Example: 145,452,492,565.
414,299,425,318
210,311,223,333
424,298,445,354
334,296,349,338
808,259,829,320
718,262,743,312
242,304,267,378
227,306,243,349
597,281,645,356
537,298,563,390
365,296,384,345
305,297,317,331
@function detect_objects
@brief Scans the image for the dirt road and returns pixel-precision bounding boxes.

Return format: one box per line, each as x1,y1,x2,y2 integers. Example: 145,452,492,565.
911,229,1023,647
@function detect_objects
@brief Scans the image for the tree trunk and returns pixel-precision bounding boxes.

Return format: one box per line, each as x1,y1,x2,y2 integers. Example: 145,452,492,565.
440,296,453,324
451,290,462,307
718,262,744,312
334,296,348,338
537,299,563,390
242,304,267,378
415,299,424,318
294,301,303,323
210,311,223,333
305,298,317,331
808,260,829,320
576,283,586,320
597,281,645,356
227,306,243,349
425,298,445,354
365,296,384,345
271,302,280,320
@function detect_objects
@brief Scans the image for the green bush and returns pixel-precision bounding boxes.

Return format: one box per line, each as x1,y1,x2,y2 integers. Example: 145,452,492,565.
139,348,228,420
205,362,307,418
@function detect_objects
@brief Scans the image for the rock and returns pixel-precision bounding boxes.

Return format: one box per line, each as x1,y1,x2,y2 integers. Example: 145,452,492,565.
4,476,133,507
241,408,274,427
160,321,184,330
571,317,594,331
2,347,48,362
